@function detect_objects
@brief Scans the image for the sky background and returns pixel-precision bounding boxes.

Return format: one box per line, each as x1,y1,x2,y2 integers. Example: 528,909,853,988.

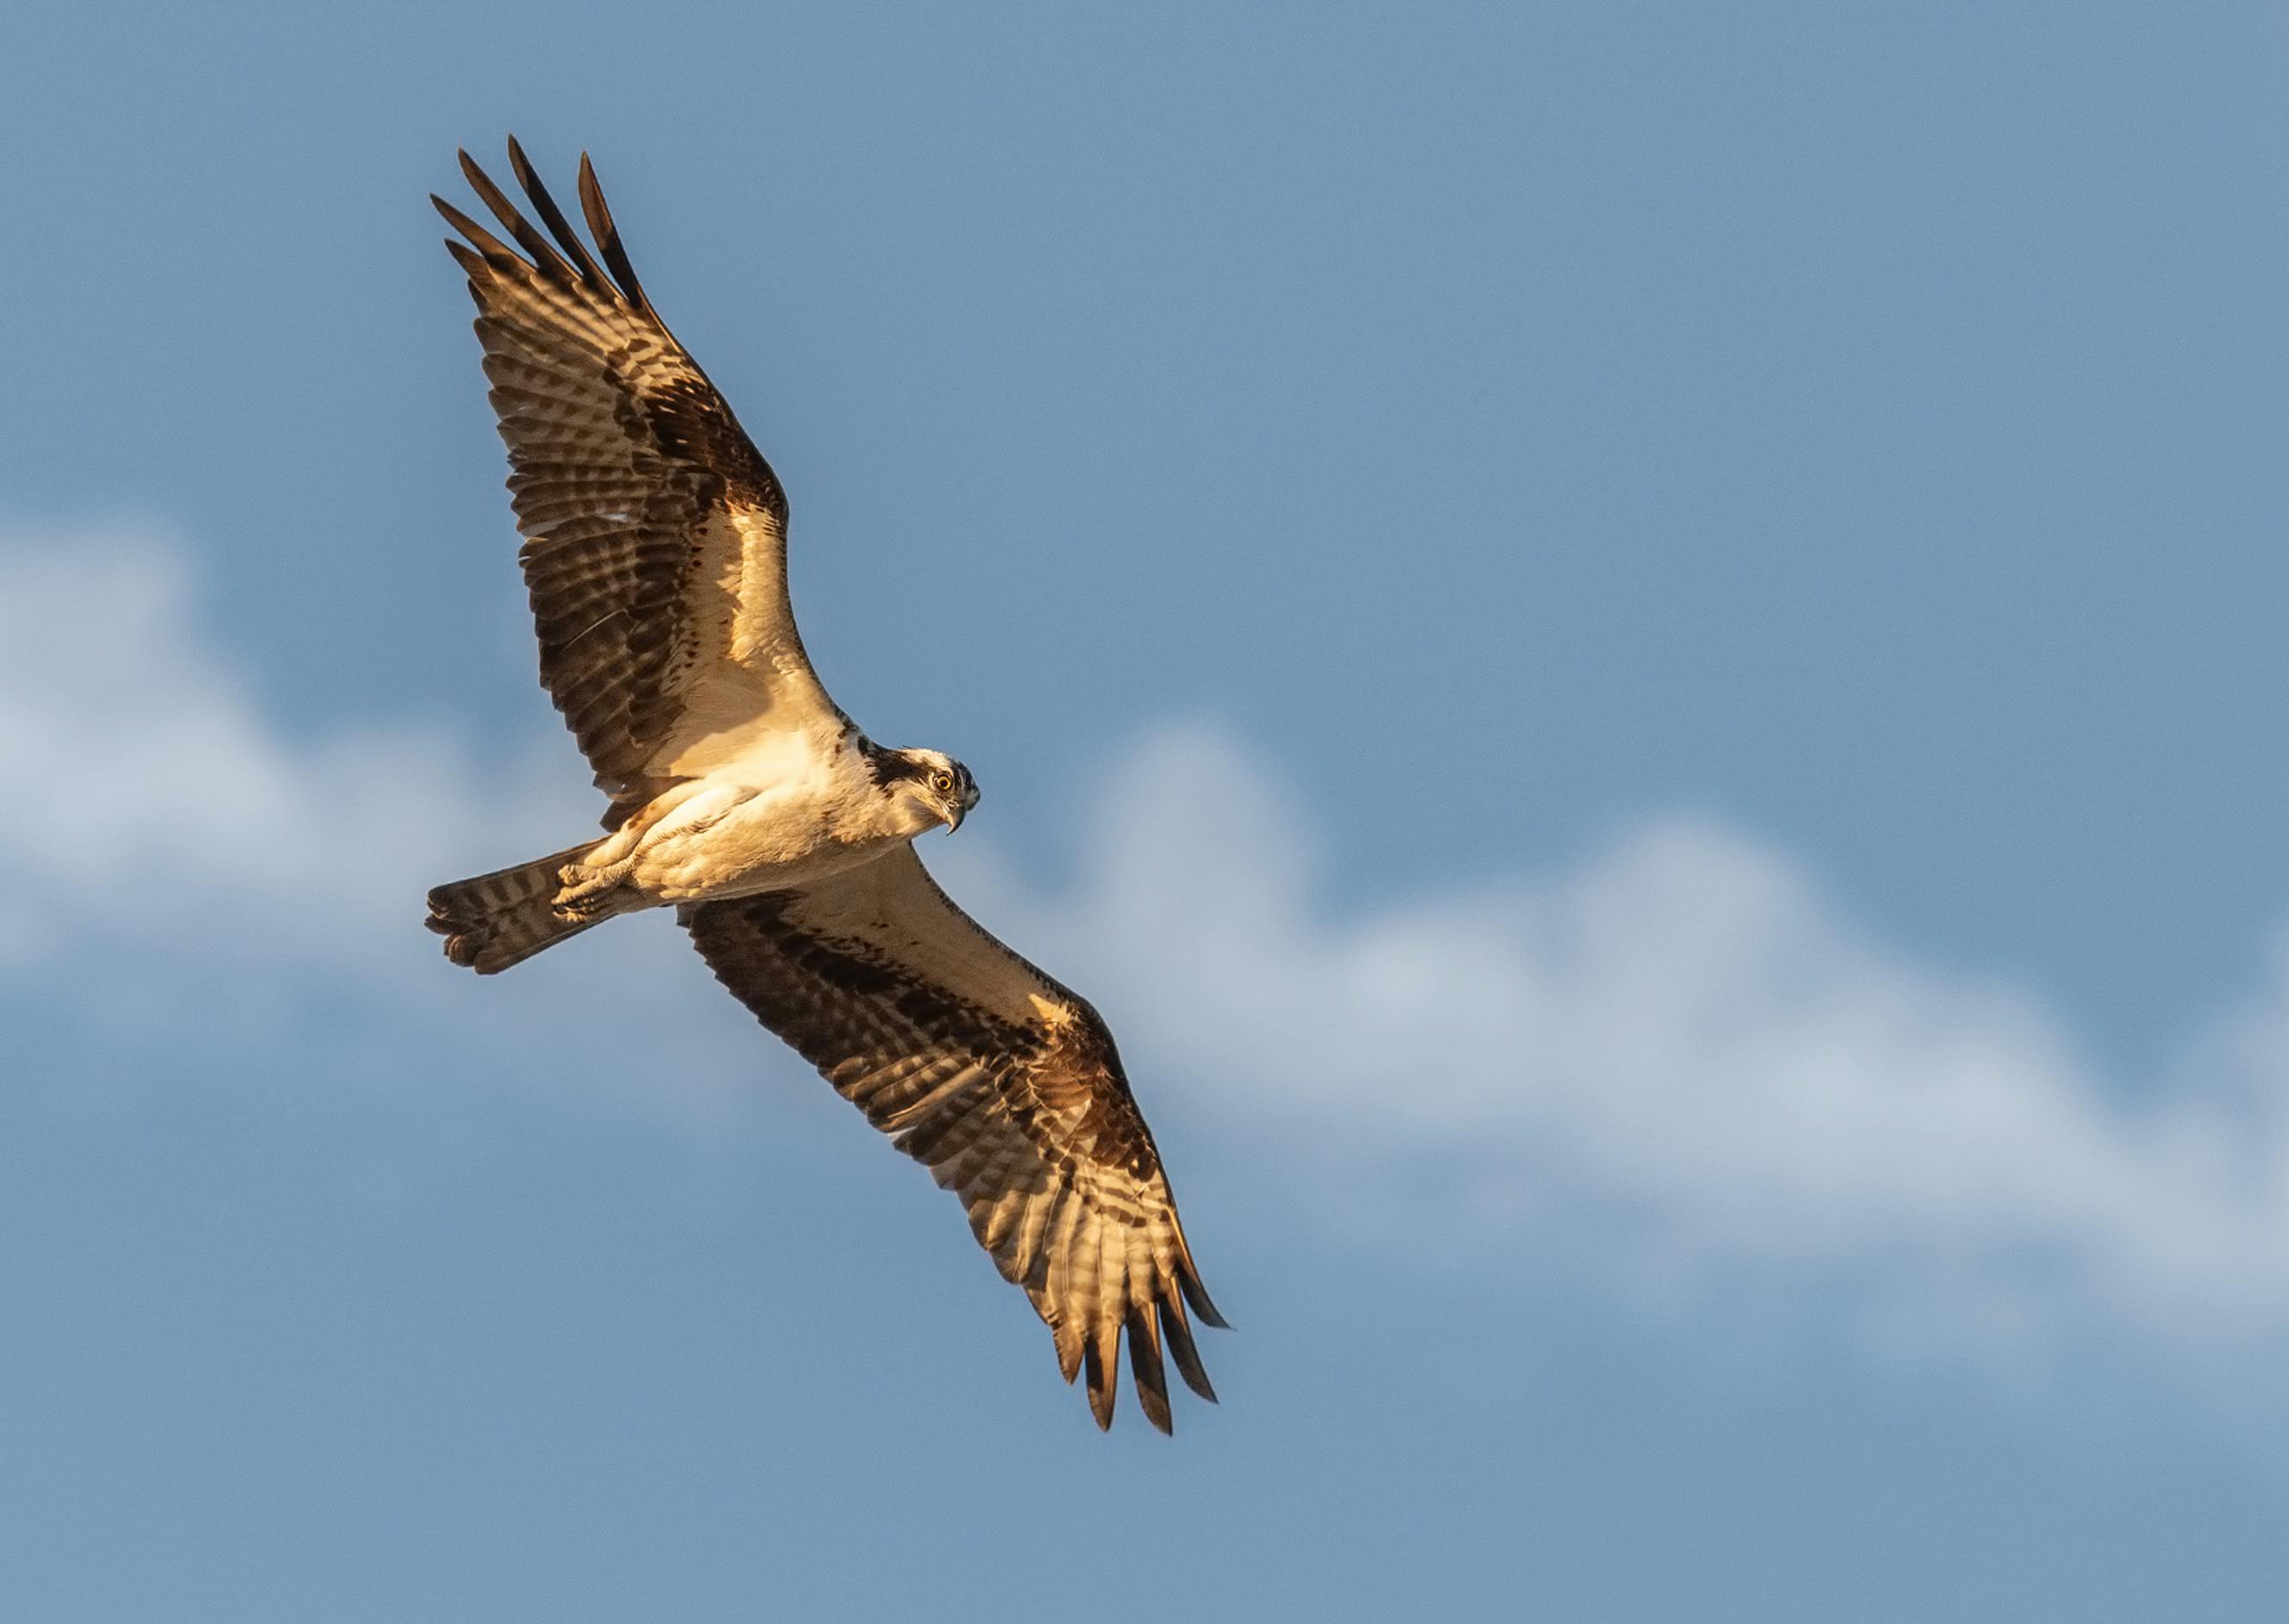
3,1,2289,1617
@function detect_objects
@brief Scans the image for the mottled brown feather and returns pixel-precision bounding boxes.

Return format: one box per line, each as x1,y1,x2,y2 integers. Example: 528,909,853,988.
436,141,839,820
682,846,1225,1433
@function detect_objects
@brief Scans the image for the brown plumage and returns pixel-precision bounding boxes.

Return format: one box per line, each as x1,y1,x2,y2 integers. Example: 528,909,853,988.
685,847,1226,1432
432,139,839,817
426,840,606,973
428,141,1226,1433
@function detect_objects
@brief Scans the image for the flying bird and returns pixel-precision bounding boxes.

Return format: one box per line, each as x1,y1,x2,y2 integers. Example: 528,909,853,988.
423,141,1225,1432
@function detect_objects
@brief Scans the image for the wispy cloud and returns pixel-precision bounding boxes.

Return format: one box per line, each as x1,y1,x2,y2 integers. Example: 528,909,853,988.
0,540,565,947
0,532,721,1114
953,732,2289,1381
11,530,2289,1385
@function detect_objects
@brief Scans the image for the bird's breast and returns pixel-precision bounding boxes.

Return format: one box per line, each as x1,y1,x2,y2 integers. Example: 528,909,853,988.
624,760,900,903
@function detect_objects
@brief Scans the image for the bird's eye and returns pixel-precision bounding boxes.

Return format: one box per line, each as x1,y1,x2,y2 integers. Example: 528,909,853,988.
930,771,954,793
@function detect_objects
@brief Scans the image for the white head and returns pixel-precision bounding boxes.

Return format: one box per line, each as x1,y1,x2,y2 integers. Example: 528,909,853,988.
873,746,981,837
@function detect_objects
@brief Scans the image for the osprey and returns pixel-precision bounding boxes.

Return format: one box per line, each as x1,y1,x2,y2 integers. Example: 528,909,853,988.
424,141,1225,1432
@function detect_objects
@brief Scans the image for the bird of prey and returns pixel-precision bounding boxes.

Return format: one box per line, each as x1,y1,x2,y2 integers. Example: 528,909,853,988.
423,141,1225,1433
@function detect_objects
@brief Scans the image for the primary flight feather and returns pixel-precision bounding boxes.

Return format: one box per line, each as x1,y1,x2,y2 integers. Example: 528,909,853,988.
424,140,1225,1433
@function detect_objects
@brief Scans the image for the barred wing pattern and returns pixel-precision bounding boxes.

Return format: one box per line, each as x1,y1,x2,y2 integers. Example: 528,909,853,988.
684,847,1226,1433
435,142,844,815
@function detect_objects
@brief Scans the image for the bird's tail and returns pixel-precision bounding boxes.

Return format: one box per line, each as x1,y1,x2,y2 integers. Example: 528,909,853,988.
426,841,606,975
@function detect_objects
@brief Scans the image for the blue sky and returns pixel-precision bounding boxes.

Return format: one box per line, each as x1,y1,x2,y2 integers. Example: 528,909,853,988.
4,1,2289,1616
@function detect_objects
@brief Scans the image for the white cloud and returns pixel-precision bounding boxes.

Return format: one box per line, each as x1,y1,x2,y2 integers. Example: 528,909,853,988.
950,733,2289,1374
11,530,2289,1384
0,540,560,940
0,532,744,1124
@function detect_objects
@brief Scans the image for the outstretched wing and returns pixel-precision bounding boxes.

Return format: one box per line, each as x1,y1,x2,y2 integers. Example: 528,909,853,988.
683,846,1227,1433
435,140,845,819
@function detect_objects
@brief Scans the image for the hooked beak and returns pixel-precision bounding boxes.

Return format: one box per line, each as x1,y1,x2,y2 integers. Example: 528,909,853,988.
944,783,978,835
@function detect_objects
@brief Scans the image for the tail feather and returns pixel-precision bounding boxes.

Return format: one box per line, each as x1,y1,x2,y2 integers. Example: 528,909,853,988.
426,841,605,974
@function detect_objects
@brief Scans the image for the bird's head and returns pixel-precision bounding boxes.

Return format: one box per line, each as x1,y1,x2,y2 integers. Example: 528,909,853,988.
882,748,980,835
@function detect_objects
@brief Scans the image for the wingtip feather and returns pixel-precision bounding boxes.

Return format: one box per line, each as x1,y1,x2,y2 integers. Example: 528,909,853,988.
431,196,519,269
576,150,652,314
1127,1303,1174,1435
1082,1336,1117,1431
1177,1240,1232,1331
1159,1290,1219,1404
441,240,488,283
456,147,579,285
1049,1310,1083,1386
504,135,611,293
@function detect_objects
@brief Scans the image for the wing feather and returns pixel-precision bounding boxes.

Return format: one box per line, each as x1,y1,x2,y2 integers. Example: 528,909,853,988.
505,136,615,295
683,845,1225,1433
436,141,844,815
1126,1301,1171,1434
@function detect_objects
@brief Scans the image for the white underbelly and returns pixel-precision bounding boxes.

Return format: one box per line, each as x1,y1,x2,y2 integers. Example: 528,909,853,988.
623,780,900,902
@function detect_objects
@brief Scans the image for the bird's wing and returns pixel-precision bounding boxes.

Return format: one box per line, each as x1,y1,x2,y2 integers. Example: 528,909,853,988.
436,141,845,821
683,845,1226,1433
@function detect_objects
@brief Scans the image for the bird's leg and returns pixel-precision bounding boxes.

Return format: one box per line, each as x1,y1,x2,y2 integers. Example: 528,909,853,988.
553,852,635,920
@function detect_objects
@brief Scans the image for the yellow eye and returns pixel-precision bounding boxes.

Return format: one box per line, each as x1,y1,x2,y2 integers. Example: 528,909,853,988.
930,771,954,793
